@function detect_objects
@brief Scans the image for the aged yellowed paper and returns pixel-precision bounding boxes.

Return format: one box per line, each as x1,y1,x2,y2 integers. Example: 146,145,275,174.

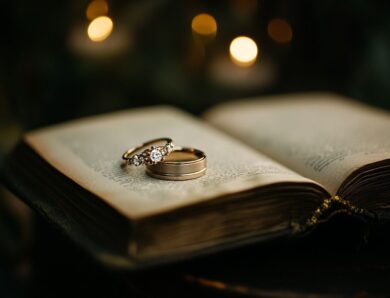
26,106,313,219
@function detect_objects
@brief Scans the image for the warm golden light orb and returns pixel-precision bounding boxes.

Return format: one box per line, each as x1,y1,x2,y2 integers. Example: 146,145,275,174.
86,0,109,20
87,16,113,42
267,18,293,44
191,13,217,37
229,36,258,67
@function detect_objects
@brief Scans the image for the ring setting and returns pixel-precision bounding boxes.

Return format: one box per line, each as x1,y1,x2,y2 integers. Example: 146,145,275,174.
122,138,206,180
123,138,174,167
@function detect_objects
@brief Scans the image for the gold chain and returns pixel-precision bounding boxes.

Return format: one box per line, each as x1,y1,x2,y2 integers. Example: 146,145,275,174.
306,195,364,227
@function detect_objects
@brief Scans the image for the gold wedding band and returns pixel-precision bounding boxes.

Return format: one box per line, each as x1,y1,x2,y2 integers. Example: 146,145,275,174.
146,147,207,181
122,137,174,166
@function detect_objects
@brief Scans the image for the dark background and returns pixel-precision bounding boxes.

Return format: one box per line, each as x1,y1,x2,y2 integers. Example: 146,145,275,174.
1,1,390,297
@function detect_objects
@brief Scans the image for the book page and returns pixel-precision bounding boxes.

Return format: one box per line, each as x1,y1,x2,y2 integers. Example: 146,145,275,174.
205,93,390,194
25,106,314,219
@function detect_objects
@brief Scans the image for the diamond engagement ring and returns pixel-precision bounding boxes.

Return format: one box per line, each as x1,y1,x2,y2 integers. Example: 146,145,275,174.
122,138,175,167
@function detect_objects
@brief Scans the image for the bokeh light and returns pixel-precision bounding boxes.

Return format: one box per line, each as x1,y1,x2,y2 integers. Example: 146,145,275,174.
87,16,113,42
267,18,293,44
86,0,109,20
191,13,217,37
229,36,258,67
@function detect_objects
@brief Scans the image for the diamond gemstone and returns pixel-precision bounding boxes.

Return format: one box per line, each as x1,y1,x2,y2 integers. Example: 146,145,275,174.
132,155,142,166
165,142,174,154
150,148,163,162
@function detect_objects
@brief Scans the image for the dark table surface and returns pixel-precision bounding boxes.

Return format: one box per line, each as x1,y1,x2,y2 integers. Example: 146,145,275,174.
2,209,390,298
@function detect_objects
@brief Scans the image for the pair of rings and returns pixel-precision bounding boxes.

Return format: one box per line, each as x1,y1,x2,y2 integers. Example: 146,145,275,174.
122,138,206,181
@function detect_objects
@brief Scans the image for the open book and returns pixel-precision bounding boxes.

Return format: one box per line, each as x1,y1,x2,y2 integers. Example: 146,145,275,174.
2,93,390,269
